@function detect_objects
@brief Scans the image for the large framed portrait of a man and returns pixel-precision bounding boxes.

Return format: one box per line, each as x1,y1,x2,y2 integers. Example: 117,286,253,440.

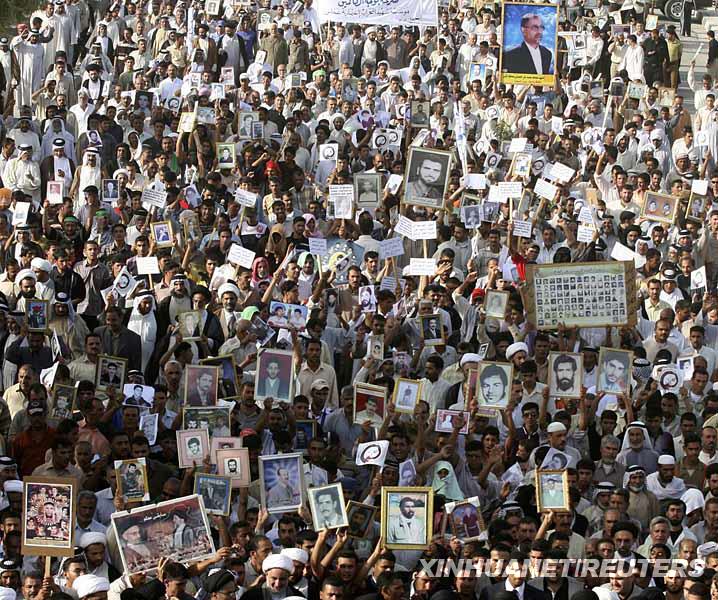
183,365,219,407
307,483,349,531
499,2,559,87
596,347,633,394
259,453,304,514
254,348,294,403
535,470,569,512
403,148,452,209
381,486,433,551
475,362,513,410
548,352,583,399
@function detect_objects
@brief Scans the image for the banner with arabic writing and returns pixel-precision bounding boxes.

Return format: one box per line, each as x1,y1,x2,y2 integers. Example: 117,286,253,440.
315,0,438,27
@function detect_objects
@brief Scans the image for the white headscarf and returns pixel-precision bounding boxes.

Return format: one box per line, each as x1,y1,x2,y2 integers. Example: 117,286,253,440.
620,421,652,453
127,291,157,372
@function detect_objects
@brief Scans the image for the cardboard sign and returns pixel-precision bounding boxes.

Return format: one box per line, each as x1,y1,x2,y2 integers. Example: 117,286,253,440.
235,189,258,208
513,220,532,238
379,237,405,260
534,178,558,201
136,256,160,275
308,238,328,256
408,258,436,276
141,188,167,209
228,244,256,268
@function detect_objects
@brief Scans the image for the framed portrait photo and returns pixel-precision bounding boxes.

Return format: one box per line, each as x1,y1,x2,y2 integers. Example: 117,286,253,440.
194,473,232,516
238,112,259,139
150,221,173,248
295,420,316,452
547,352,583,399
499,2,559,87
420,314,445,346
685,194,706,222
642,191,678,224
403,147,452,209
444,497,485,542
216,448,251,487
112,494,215,575
409,100,431,128
484,290,509,319
176,429,210,469
392,378,422,415
115,457,150,502
346,501,377,538
354,173,382,209
47,181,63,204
25,299,48,332
102,179,119,201
177,310,202,342
134,90,153,112
658,86,676,107
178,111,197,134
183,364,220,407
308,483,349,531
475,361,513,410
596,347,633,394
381,486,433,550
183,407,231,438
200,355,239,398
535,469,570,512
210,436,242,465
95,355,127,393
353,382,386,427
216,143,236,169
435,409,470,434
22,476,75,556
254,348,294,403
259,452,305,514
51,384,76,421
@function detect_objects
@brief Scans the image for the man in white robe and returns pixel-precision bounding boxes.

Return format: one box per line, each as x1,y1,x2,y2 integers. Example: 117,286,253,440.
12,31,44,110
127,292,157,373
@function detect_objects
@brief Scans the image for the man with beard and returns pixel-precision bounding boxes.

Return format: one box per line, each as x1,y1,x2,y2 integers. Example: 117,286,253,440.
663,498,698,554
48,291,89,358
388,496,424,545
126,291,157,374
646,454,686,500
93,306,142,372
279,548,310,598
214,282,242,339
240,554,302,600
157,274,192,335
405,153,446,204
551,354,579,396
623,465,660,531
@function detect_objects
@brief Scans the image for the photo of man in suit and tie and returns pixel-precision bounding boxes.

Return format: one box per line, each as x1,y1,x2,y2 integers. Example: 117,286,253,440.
255,350,293,402
501,4,558,85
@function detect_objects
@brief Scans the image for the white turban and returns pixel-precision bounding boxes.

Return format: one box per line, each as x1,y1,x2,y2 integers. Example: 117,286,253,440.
262,554,294,573
73,575,110,598
0,586,16,600
459,353,480,367
506,342,529,360
16,269,36,282
2,481,21,494
30,258,51,272
281,548,308,564
80,532,107,548
217,283,241,298
682,488,705,514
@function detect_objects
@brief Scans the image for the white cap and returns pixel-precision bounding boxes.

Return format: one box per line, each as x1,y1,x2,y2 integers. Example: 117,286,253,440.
80,531,107,548
281,548,309,564
459,353,480,367
16,269,36,282
699,542,718,558
30,258,51,272
683,488,705,514
73,575,110,598
657,454,676,466
217,283,240,298
2,481,21,494
505,342,528,359
0,587,16,600
546,422,567,434
262,554,294,573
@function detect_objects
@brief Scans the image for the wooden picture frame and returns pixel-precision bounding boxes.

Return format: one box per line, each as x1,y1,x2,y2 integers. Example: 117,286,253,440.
381,486,433,550
22,476,76,556
216,448,251,487
391,378,422,415
115,457,150,502
25,299,49,332
346,501,378,538
443,497,485,542
535,469,570,512
95,355,128,393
